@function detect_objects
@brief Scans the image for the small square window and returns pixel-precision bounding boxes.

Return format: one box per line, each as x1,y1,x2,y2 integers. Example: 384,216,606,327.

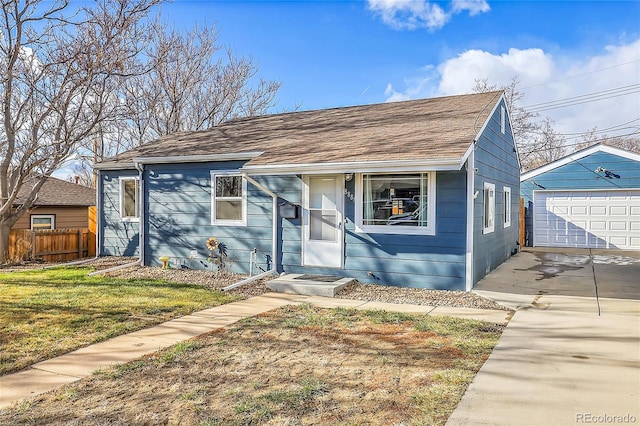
483,182,495,234
31,214,55,230
212,173,246,225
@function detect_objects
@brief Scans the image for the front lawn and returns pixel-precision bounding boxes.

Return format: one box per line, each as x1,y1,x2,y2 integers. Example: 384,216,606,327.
0,304,504,425
0,267,238,375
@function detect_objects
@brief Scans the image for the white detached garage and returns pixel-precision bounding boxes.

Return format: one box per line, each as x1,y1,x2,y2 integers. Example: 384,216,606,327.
521,145,640,251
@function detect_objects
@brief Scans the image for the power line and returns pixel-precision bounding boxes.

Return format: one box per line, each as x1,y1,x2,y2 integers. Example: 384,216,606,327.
517,129,640,156
524,84,640,113
520,59,640,90
526,118,640,138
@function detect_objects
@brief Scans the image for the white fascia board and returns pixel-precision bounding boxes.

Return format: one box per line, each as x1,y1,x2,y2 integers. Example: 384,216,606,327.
520,144,640,182
473,93,505,142
472,93,520,170
241,158,463,175
133,152,264,164
93,162,136,171
460,142,476,166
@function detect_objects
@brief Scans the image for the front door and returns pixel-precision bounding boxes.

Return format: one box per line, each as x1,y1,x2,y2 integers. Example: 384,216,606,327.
302,175,343,268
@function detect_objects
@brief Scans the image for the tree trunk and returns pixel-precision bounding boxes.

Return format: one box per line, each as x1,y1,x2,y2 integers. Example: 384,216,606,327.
0,223,13,264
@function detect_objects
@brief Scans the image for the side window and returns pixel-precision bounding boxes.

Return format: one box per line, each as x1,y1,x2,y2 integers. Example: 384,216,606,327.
500,106,506,134
120,178,139,221
503,186,512,228
483,182,495,234
211,173,247,225
31,214,55,230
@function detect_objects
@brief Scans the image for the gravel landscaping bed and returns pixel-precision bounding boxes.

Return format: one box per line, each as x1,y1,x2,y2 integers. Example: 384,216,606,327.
89,258,509,311
2,256,510,310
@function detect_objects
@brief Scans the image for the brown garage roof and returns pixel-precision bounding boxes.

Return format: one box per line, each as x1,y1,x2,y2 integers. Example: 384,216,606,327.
16,177,95,207
98,91,503,169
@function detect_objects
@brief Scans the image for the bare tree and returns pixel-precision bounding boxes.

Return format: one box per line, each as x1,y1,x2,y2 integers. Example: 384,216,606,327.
90,22,281,160
574,127,640,153
473,77,569,171
519,117,566,171
0,0,158,261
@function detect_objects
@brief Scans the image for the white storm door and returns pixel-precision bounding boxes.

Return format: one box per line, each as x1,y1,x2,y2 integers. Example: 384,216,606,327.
303,175,344,268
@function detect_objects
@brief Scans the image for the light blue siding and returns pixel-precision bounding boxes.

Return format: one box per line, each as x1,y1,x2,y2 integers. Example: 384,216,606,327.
99,170,140,257
143,162,275,273
472,98,520,284
279,170,468,290
520,151,640,246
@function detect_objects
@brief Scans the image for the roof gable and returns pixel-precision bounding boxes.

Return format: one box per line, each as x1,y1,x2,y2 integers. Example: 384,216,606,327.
521,144,640,182
97,91,504,171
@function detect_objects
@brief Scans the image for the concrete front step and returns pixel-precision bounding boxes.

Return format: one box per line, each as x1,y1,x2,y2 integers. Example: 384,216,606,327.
266,274,355,297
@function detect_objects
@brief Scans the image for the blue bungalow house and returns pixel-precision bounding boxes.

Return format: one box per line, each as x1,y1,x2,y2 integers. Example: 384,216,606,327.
521,144,640,250
94,91,520,291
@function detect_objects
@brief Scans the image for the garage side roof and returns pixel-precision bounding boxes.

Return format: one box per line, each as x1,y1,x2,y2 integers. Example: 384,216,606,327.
521,144,640,181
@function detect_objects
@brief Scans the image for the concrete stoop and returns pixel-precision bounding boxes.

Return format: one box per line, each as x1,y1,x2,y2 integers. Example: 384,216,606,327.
266,274,355,297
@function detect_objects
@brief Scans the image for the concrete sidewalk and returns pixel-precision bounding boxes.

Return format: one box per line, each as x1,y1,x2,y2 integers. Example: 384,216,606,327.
448,249,640,426
0,292,510,410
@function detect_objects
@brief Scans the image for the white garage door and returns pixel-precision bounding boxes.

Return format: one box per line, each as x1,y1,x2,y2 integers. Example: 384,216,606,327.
533,190,640,250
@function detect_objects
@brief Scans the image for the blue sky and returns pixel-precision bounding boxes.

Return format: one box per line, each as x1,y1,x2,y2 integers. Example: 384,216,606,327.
156,0,640,144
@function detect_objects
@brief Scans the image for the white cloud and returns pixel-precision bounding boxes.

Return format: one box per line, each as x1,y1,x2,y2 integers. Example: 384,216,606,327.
367,0,488,31
384,40,640,138
451,0,490,16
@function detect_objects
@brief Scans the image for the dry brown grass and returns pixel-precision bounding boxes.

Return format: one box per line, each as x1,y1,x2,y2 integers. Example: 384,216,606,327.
0,304,504,425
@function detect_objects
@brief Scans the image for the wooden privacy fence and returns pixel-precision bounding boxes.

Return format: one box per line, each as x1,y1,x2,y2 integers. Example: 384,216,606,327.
9,228,96,262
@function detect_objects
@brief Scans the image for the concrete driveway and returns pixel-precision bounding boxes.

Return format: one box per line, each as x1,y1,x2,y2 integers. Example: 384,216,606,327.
447,248,640,426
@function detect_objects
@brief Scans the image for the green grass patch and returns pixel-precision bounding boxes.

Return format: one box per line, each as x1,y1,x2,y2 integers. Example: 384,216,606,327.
0,267,239,375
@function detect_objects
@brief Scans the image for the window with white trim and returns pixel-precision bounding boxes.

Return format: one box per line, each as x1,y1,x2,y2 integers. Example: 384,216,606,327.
503,186,512,228
500,106,506,134
211,173,247,225
483,182,495,234
31,214,55,230
120,177,139,221
355,172,435,235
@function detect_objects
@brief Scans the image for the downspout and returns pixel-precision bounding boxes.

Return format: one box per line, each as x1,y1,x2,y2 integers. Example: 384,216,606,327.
134,161,145,266
465,146,476,292
230,174,278,278
96,169,103,259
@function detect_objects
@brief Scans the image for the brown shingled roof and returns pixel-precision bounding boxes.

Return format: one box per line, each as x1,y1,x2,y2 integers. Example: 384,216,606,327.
99,91,503,169
16,177,95,207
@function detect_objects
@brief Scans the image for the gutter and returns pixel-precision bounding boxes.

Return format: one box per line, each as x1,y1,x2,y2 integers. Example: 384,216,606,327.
241,158,462,175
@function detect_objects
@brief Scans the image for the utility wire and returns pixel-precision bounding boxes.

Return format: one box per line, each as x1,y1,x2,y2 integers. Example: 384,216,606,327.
517,129,640,156
526,118,640,137
520,59,640,90
524,84,640,112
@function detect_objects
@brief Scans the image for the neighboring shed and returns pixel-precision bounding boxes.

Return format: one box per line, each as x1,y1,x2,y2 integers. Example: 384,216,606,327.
521,144,640,250
95,91,520,290
13,177,96,230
